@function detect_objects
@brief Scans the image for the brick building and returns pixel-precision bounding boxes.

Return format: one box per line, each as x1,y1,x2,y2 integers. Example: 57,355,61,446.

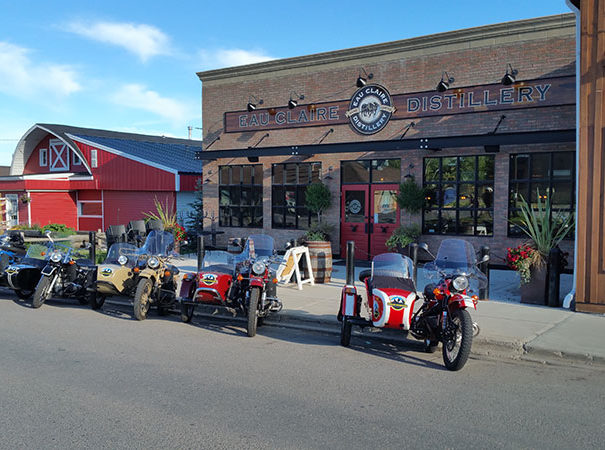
196,14,576,260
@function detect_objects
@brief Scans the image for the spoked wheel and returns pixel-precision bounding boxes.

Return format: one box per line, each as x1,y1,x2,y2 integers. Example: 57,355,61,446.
442,309,473,371
32,275,53,309
340,316,352,347
133,278,153,321
15,289,33,300
247,287,260,337
181,303,194,323
89,291,106,310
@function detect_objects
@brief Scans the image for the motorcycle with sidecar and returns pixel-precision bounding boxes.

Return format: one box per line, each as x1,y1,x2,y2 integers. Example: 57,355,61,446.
4,239,54,300
179,234,282,337
132,230,180,320
339,239,487,371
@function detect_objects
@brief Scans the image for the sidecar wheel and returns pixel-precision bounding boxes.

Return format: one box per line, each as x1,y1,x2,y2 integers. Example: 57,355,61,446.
89,292,106,310
247,287,260,337
15,289,33,300
442,309,473,371
134,278,153,321
340,317,352,347
32,275,53,309
181,303,194,323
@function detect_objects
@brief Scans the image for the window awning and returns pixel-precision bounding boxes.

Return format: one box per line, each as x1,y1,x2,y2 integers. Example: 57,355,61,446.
195,129,575,160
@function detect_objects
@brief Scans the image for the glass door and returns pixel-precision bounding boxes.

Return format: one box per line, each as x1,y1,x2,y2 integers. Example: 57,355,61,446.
369,185,400,258
341,185,369,259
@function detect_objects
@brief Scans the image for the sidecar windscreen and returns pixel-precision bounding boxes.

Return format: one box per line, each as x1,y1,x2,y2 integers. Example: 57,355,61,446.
104,243,140,267
140,230,174,255
370,275,416,292
202,250,235,275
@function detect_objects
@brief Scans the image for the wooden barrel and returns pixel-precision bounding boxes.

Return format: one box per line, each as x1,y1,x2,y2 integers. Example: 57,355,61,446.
307,241,332,283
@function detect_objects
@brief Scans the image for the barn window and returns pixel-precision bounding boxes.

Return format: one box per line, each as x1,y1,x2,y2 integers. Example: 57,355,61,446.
219,164,263,228
72,152,82,166
39,149,47,167
91,150,98,168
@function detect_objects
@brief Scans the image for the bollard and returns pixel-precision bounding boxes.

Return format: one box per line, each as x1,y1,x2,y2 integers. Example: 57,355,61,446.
479,246,490,300
346,241,355,285
89,231,96,264
197,235,205,272
410,243,419,287
548,247,562,307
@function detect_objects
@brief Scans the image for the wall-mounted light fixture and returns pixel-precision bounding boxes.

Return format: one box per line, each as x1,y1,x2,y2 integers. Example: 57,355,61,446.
436,72,455,92
404,163,415,180
288,91,304,109
356,68,374,87
501,64,518,86
324,166,334,180
246,95,263,112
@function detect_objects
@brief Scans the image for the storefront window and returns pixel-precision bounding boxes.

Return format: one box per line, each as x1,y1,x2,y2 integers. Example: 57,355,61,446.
272,162,321,229
422,155,495,235
342,159,401,184
219,164,263,228
508,152,575,236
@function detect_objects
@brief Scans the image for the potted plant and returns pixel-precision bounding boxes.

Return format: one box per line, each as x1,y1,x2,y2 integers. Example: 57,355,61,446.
509,190,574,305
144,198,186,253
304,182,333,283
19,194,31,204
385,224,421,254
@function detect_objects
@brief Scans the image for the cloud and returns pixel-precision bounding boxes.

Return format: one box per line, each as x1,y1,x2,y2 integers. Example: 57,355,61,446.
0,41,81,99
198,48,275,70
110,84,195,125
66,21,171,62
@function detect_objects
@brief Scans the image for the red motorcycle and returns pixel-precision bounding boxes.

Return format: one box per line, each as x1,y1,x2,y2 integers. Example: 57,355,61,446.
179,235,282,337
339,239,486,371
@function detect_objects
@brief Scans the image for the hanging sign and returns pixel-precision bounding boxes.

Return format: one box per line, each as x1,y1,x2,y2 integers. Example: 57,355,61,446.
345,84,395,135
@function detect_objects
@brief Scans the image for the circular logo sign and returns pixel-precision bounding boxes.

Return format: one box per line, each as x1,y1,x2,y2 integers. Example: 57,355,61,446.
348,199,362,214
387,295,407,311
101,267,113,277
346,84,395,135
201,273,218,286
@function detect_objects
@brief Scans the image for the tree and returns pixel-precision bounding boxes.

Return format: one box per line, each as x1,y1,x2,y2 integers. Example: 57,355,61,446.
185,178,204,236
305,182,332,224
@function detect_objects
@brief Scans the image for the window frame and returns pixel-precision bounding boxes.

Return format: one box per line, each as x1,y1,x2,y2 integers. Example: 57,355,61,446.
39,148,48,167
218,164,263,228
90,150,98,168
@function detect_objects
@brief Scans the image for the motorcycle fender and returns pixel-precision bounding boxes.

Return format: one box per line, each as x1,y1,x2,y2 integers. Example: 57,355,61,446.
179,275,197,298
449,294,476,310
371,289,390,328
341,285,357,317
249,277,264,288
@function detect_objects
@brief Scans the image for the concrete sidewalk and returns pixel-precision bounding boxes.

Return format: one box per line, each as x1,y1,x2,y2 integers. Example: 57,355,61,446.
173,257,605,367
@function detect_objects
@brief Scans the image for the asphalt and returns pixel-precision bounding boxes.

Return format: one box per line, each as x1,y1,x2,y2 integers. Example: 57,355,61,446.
136,256,605,368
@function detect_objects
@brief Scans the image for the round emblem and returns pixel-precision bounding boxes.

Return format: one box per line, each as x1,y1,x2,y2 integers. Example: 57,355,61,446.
201,273,218,286
101,267,113,277
348,199,362,214
372,298,383,321
387,295,407,311
345,84,395,135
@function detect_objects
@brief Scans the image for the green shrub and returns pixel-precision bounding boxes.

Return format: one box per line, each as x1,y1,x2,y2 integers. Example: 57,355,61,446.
396,178,425,214
385,224,421,251
42,223,76,234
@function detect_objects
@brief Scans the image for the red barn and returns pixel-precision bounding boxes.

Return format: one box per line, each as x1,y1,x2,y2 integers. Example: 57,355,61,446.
0,124,202,231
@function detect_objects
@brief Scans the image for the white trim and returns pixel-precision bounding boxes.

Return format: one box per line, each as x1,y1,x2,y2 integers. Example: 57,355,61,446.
175,173,180,191
72,151,82,166
5,194,18,227
101,190,104,231
91,149,98,168
27,191,31,226
0,173,94,181
27,189,72,193
67,134,179,175
37,125,92,174
49,139,70,172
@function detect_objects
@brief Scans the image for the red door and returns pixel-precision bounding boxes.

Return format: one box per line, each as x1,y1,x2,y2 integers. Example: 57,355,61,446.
369,184,400,257
341,184,400,260
341,185,369,259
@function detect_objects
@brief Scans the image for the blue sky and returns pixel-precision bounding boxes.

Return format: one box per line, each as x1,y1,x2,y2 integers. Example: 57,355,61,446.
0,1,572,166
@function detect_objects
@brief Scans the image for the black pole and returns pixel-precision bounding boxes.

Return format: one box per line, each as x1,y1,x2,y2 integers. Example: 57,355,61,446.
479,246,490,300
197,234,205,272
410,243,419,287
89,231,96,263
346,241,355,285
548,248,562,307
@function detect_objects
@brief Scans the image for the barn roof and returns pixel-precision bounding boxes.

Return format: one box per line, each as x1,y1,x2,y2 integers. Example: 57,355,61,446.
10,123,202,176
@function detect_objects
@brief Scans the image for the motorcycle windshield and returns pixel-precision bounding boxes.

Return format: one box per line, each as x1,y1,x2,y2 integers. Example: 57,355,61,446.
202,250,235,273
372,253,414,279
239,234,274,260
105,243,140,267
140,230,174,255
24,242,53,260
424,239,487,287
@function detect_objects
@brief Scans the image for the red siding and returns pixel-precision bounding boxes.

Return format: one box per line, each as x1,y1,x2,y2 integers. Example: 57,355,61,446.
78,217,102,232
24,136,52,174
103,191,175,228
180,174,202,191
30,192,77,228
74,141,176,191
78,190,102,201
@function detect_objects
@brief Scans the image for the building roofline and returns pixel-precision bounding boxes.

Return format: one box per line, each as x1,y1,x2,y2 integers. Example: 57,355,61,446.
197,13,575,83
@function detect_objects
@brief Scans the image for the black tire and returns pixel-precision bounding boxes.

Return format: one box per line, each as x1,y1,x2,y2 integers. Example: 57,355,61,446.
340,317,352,347
247,287,260,337
78,297,89,305
158,306,170,316
32,275,53,309
257,316,264,327
15,289,33,300
442,309,473,371
181,303,194,323
89,292,106,310
134,278,153,321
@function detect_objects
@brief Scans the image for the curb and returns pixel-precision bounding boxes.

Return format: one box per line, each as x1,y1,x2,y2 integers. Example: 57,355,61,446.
105,299,605,368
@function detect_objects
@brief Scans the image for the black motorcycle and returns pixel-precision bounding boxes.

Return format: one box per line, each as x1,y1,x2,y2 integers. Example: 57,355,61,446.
5,238,55,300
31,238,97,309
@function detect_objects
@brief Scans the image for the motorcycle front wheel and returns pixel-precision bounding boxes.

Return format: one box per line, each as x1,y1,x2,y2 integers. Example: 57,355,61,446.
442,308,473,371
89,291,106,310
247,287,260,337
15,289,33,300
32,275,53,309
340,317,352,347
181,303,194,323
134,278,153,321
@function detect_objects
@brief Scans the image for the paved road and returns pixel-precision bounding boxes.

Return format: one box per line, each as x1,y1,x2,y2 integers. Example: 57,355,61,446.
1,297,604,449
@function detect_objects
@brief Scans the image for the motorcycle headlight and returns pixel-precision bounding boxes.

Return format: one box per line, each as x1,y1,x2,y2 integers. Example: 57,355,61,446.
50,251,63,263
118,255,128,266
147,256,160,270
452,276,469,292
252,261,265,276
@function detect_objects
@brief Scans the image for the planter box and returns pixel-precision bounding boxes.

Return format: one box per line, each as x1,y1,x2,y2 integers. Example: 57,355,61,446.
520,265,548,305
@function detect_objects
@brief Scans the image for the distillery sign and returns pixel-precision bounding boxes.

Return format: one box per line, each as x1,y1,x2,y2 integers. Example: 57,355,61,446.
224,76,574,134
